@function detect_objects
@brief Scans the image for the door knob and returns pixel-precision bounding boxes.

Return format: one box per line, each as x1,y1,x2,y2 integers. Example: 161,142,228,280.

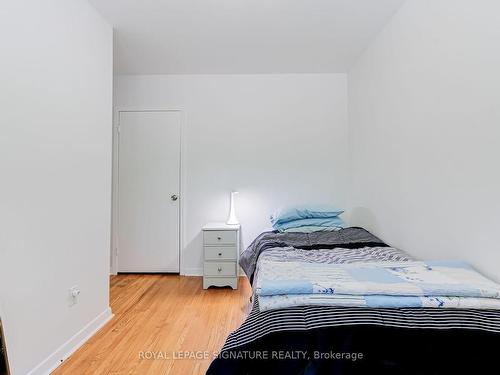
171,194,178,201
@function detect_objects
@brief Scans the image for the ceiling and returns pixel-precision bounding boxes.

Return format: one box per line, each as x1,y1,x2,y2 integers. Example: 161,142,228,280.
89,0,405,74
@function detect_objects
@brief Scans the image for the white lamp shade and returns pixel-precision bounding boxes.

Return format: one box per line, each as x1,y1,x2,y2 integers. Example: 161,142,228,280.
226,191,239,225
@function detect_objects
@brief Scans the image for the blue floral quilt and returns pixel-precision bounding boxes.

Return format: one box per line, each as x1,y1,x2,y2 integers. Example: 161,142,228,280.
256,259,500,311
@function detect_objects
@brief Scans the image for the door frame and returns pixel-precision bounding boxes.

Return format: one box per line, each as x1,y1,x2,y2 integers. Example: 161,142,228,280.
111,107,185,275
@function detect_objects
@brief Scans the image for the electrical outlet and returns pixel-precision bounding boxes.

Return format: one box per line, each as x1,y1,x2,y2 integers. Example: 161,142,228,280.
69,286,81,306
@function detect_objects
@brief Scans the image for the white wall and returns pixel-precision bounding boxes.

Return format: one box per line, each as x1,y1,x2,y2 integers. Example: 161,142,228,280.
349,0,500,280
115,74,349,274
0,1,113,374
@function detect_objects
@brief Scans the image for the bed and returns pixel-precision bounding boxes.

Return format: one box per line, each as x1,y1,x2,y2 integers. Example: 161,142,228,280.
207,227,500,374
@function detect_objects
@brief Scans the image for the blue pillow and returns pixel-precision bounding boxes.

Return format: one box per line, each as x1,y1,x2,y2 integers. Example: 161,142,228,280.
270,204,344,226
283,226,343,233
273,217,345,232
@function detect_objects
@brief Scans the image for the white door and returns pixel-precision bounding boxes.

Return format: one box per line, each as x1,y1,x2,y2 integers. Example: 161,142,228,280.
117,111,181,272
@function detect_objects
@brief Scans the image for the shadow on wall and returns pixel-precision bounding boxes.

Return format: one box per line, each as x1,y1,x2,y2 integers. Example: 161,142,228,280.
350,207,379,234
182,231,203,275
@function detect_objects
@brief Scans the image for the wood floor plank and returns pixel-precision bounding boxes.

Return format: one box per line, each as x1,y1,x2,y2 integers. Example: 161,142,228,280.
53,276,251,375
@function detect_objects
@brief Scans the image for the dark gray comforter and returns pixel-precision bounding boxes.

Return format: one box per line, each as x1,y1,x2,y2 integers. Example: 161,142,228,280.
239,227,387,280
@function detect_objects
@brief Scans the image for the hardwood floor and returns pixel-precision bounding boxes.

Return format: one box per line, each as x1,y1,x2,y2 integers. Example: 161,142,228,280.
53,275,252,375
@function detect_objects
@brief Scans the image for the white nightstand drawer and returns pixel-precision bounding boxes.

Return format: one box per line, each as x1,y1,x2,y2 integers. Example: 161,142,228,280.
204,261,237,276
204,230,237,245
204,246,237,260
202,223,240,289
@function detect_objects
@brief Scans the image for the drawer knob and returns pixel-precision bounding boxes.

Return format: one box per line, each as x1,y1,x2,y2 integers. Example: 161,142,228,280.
217,267,222,272
217,236,222,240
218,252,222,256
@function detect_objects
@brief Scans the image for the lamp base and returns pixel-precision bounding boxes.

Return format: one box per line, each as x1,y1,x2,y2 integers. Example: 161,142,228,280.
227,191,239,226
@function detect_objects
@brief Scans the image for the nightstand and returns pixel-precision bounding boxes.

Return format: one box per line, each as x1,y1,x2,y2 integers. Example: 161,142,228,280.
202,222,240,289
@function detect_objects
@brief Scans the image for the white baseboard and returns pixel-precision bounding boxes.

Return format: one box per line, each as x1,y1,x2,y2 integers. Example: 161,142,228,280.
28,307,113,375
181,267,203,276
